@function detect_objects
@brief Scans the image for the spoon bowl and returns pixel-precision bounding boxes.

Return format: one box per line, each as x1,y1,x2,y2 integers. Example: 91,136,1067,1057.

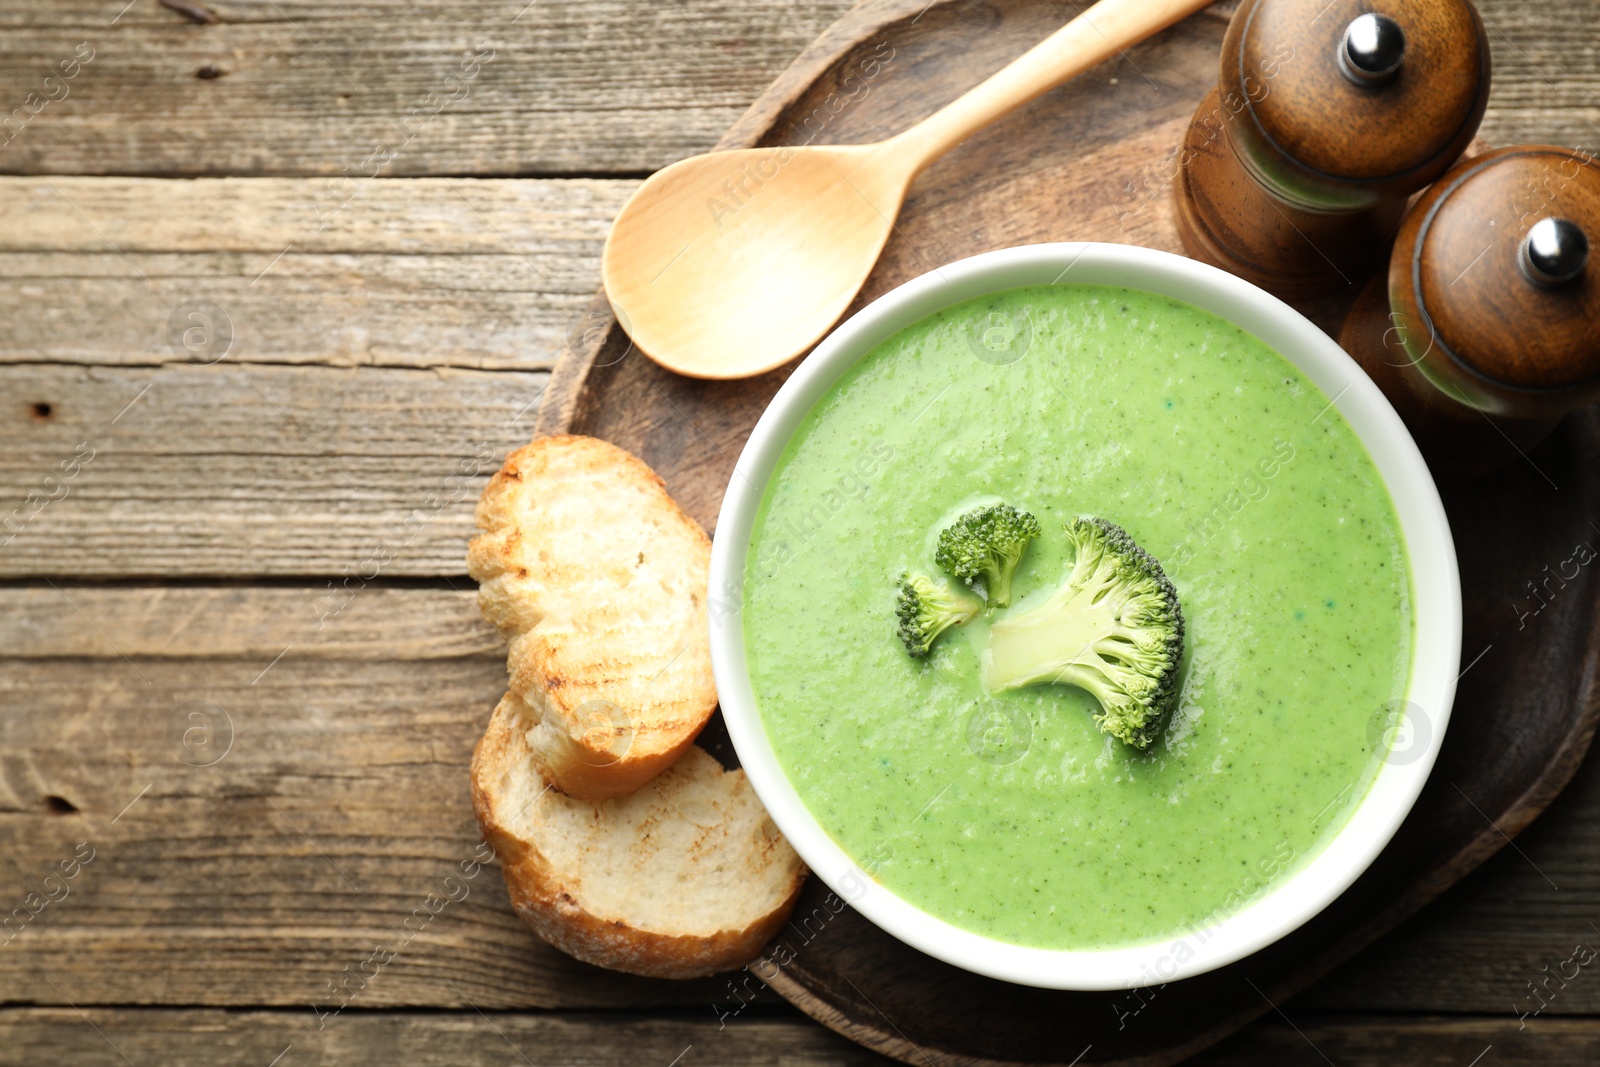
602,144,904,380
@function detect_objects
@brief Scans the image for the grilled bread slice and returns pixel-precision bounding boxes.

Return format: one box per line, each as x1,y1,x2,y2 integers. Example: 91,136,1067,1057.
468,435,716,799
471,693,808,978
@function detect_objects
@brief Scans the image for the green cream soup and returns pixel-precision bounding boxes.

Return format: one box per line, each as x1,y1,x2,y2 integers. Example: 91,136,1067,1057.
742,284,1413,951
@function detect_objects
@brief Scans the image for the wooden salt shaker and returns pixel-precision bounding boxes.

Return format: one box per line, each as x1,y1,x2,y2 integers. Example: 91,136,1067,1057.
1173,0,1490,298
1338,145,1600,480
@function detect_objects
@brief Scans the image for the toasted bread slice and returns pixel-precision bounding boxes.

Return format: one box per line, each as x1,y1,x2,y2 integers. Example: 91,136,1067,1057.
468,435,716,799
472,694,808,978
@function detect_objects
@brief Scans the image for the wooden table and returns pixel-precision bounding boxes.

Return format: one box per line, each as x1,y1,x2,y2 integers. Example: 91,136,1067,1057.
1,2,1598,1063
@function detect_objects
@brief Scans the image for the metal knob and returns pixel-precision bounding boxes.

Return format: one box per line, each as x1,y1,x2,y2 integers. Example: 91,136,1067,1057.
1520,217,1590,288
1340,13,1406,86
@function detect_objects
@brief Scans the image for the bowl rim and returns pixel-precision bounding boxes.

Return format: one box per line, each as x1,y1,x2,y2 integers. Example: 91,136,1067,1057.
708,241,1462,990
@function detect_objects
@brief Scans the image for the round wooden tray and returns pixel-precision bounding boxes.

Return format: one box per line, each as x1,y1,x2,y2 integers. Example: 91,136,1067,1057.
537,1,1600,1063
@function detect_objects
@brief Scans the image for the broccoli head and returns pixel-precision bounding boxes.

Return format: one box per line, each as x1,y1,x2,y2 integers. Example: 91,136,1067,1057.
896,572,983,657
984,517,1184,749
934,503,1041,607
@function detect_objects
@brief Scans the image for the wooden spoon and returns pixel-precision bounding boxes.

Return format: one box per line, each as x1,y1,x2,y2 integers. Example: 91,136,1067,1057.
600,0,1214,380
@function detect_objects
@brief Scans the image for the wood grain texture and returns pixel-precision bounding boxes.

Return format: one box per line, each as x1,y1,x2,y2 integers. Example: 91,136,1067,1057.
0,176,632,371
0,1,858,177
0,1008,1598,1066
1473,1,1600,149
0,1,1591,177
0,1009,879,1065
0,585,499,659
1194,1013,1600,1064
0,363,545,577
1,0,1598,1063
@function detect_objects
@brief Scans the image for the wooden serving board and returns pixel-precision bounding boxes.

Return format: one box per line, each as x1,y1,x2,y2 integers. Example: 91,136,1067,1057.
536,1,1600,1063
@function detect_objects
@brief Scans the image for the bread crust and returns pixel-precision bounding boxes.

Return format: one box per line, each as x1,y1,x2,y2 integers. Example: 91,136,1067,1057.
471,694,807,979
468,434,717,799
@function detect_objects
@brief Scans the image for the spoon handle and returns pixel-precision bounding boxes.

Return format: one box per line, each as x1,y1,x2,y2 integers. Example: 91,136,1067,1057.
887,0,1216,166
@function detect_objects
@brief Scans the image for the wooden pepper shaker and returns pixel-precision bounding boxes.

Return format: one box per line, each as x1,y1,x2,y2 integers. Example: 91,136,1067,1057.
1173,0,1490,299
1338,146,1600,480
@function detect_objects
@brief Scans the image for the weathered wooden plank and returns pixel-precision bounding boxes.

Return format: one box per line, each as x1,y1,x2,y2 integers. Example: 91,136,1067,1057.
0,363,549,577
0,176,627,253
0,585,499,659
1194,1013,1600,1065
0,0,857,177
1473,1,1600,150
0,1,1591,179
0,1009,883,1065
0,177,632,370
0,1008,1594,1065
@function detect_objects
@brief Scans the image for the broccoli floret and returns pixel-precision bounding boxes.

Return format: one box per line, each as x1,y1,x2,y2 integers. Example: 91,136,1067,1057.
896,572,983,657
934,503,1041,607
984,517,1184,749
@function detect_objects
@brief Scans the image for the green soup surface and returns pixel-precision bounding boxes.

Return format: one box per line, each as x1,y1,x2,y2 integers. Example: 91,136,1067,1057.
742,284,1412,951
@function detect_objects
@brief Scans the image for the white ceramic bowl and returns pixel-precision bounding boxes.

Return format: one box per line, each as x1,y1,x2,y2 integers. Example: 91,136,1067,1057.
708,242,1461,990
